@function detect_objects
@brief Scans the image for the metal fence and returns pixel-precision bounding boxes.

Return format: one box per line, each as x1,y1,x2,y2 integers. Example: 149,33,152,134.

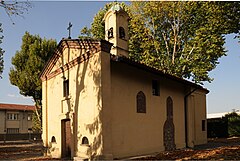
0,133,41,141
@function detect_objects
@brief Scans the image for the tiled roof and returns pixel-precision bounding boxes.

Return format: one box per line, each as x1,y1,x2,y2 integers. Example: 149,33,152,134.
0,103,35,111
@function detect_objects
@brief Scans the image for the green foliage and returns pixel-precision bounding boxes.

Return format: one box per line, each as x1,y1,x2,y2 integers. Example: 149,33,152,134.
79,26,92,39
9,32,57,130
81,2,130,40
129,1,240,84
9,32,57,102
86,1,240,84
32,108,42,133
225,112,240,137
9,32,57,104
88,2,111,39
0,23,4,78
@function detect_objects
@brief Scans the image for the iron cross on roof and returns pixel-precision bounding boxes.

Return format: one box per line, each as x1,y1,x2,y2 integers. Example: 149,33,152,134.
67,22,72,39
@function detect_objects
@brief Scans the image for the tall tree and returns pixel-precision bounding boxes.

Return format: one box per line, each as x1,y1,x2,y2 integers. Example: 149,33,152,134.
79,26,92,39
9,32,57,131
225,112,240,137
0,0,31,78
85,1,240,84
129,1,240,84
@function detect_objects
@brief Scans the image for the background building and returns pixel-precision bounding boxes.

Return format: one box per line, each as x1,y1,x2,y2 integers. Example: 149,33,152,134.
0,103,40,141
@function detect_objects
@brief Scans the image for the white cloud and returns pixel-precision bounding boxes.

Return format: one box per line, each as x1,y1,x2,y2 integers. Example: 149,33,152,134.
7,94,32,100
7,94,16,98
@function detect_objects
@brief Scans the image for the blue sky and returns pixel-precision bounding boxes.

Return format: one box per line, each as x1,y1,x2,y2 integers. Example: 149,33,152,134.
0,1,239,114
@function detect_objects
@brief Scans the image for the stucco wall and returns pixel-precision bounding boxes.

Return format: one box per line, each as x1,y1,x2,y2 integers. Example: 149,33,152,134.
104,10,129,57
42,44,207,159
0,111,32,134
186,90,207,147
72,50,103,158
18,111,33,133
193,91,207,145
110,62,186,158
100,52,113,159
42,47,105,158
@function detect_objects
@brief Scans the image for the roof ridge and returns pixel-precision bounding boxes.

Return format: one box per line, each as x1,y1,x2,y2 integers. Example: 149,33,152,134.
0,103,35,111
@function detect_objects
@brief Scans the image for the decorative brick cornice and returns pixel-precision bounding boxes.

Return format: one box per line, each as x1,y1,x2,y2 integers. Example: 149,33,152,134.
43,52,93,81
99,39,113,53
40,39,113,81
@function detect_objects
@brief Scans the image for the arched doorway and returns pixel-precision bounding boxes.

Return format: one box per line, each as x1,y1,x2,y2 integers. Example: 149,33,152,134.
163,96,176,151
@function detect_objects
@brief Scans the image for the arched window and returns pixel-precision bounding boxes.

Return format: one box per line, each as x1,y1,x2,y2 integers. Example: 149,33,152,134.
82,136,89,145
136,91,146,113
119,27,125,39
51,136,56,143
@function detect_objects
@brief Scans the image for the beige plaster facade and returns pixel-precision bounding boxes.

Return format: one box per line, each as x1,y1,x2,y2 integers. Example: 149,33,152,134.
40,5,208,160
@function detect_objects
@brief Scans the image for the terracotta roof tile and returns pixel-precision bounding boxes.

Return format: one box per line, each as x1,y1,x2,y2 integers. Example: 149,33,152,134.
0,103,35,111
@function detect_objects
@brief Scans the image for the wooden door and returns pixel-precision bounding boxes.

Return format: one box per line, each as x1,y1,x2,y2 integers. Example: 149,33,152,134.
62,119,71,158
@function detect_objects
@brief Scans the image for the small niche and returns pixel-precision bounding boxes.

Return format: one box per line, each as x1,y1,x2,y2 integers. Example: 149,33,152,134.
51,136,56,143
82,136,89,145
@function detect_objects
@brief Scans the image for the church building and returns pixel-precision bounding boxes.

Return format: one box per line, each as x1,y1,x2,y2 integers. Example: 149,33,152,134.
40,5,209,160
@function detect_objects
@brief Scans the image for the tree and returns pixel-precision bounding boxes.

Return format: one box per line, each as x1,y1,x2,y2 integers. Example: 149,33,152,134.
79,26,92,39
32,108,42,133
0,0,32,78
225,111,240,137
0,0,31,20
9,32,57,132
85,1,240,84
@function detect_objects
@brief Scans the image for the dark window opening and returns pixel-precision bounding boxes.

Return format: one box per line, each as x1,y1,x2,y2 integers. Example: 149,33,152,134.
7,113,19,120
82,136,89,145
167,96,173,118
108,27,113,39
51,136,56,143
137,91,146,113
27,114,32,121
202,120,206,131
152,80,160,96
63,79,69,97
119,27,125,39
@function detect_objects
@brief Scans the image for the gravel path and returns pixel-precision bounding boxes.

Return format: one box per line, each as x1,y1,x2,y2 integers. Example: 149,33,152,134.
195,136,240,150
0,137,240,160
134,137,240,160
0,141,55,160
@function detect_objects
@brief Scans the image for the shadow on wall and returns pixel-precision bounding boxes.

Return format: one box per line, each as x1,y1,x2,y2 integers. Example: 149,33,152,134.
85,48,103,159
64,41,103,159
